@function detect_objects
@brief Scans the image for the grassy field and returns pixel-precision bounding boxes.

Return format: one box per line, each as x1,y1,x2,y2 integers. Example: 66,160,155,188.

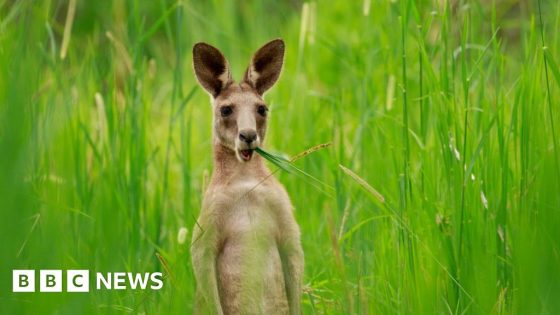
1,0,560,314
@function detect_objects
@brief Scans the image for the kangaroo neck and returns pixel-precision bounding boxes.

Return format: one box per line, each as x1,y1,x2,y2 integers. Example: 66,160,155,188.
211,142,268,182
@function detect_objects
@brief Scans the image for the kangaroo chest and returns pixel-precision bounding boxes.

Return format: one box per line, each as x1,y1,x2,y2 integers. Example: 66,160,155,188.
213,178,284,242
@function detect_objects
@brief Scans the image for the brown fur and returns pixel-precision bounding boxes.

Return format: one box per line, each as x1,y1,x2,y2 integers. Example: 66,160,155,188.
191,39,304,315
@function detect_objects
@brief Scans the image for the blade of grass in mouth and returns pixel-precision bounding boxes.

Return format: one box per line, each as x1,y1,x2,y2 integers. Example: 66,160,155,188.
255,146,333,195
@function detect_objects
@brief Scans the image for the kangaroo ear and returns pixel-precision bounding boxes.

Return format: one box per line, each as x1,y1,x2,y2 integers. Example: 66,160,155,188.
243,39,285,95
193,43,232,98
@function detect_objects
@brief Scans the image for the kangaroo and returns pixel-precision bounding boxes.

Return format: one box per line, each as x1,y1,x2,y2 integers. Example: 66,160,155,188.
190,39,304,315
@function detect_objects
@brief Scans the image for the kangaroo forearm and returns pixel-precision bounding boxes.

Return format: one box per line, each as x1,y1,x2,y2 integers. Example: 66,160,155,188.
193,262,223,314
192,237,223,315
282,248,304,315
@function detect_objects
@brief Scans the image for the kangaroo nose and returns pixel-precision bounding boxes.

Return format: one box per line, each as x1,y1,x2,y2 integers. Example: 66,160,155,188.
239,129,257,144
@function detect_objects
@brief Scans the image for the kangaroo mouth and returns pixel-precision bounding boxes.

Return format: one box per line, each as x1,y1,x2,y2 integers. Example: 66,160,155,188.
238,149,254,161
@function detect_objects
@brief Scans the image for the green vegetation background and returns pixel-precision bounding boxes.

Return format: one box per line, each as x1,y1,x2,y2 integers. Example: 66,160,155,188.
1,0,559,313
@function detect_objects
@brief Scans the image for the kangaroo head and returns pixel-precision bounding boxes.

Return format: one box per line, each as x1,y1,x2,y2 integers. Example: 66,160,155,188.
193,39,285,162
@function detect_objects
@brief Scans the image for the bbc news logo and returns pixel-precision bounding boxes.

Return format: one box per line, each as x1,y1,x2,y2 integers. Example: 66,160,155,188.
13,270,163,292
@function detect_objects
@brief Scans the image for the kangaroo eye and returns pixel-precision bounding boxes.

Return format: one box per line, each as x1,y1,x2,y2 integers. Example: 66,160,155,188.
257,105,268,117
220,106,233,117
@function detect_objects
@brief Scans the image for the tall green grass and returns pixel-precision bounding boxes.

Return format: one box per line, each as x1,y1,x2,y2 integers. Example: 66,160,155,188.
1,0,559,314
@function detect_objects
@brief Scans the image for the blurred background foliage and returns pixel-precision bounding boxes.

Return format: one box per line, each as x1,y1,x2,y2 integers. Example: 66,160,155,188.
1,0,559,314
